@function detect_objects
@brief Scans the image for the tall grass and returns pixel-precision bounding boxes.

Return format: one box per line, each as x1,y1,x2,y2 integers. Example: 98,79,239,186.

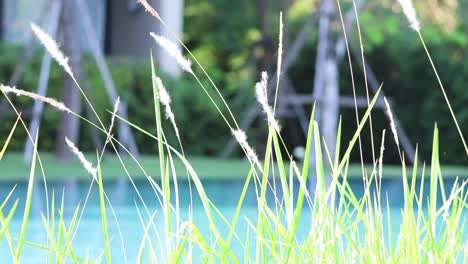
0,0,467,262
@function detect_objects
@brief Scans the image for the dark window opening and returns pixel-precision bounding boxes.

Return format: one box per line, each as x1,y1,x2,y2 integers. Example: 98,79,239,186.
104,0,112,55
0,0,4,39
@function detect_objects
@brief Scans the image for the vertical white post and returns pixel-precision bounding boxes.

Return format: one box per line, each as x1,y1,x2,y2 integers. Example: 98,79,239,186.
24,0,62,163
157,0,184,77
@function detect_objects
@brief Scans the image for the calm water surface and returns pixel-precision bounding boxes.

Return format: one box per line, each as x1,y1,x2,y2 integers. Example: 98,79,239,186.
0,178,466,263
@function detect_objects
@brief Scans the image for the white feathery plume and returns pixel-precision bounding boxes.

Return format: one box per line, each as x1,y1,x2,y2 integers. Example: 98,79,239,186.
277,12,283,81
397,0,420,31
149,32,193,74
157,78,171,106
105,97,120,145
255,72,281,131
156,77,180,139
232,129,262,170
0,84,71,113
30,23,73,77
383,97,400,149
378,129,386,179
65,137,97,180
137,0,160,19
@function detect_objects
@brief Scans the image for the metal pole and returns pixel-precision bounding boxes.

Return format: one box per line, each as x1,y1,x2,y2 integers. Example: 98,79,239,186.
23,0,63,163
75,0,139,157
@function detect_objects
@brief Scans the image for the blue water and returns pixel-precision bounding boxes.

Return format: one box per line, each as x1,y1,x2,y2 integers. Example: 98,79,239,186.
0,178,466,263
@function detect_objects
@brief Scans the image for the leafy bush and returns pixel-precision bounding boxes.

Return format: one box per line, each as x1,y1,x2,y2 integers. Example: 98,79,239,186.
1,4,468,164
0,42,246,156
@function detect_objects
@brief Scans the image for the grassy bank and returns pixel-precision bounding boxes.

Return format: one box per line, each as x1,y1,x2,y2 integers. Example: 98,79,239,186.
1,152,467,182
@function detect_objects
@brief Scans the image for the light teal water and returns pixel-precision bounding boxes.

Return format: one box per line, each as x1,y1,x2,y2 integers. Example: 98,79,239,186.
0,179,466,263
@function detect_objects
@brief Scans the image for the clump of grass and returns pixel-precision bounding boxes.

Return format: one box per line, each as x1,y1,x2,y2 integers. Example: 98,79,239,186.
0,1,466,263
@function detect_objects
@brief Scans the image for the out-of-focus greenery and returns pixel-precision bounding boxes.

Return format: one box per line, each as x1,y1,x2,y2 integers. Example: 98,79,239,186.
0,0,467,164
182,0,468,164
0,43,236,156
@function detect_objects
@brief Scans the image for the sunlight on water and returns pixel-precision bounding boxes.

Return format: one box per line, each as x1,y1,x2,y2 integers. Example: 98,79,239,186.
0,179,466,263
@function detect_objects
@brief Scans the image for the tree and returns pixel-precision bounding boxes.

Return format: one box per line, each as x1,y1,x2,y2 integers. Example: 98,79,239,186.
56,0,82,161
259,0,274,71
312,0,339,163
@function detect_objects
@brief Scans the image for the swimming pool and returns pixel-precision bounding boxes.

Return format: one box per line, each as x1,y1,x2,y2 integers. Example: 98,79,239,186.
0,178,466,263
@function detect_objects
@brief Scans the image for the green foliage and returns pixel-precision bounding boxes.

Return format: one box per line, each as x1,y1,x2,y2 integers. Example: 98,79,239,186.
280,3,468,164
1,1,468,163
363,23,468,164
0,42,63,150
185,0,260,93
0,41,240,156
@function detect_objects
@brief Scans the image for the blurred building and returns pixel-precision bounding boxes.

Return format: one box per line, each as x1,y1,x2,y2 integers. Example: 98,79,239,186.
0,0,184,76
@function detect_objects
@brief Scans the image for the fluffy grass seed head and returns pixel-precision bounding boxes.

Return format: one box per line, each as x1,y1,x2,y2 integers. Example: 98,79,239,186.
232,129,248,146
384,97,400,149
255,72,281,131
277,12,283,80
105,97,120,145
397,0,420,31
157,78,171,106
65,137,97,180
232,129,262,170
150,32,193,74
378,129,386,179
0,85,71,113
110,97,120,130
156,77,180,139
137,0,160,19
30,23,73,77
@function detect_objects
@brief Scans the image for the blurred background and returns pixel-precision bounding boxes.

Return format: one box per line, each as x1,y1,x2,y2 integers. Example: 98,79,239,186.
0,0,467,165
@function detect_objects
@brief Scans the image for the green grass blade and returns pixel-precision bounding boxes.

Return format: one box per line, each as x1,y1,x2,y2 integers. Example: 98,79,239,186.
136,210,157,263
0,188,19,259
67,203,81,236
0,200,19,241
57,190,65,262
272,131,291,217
59,215,79,263
0,114,20,160
150,52,172,248
226,166,255,246
0,186,17,211
97,164,112,263
418,32,468,157
48,190,55,264
429,125,439,240
313,121,325,201
284,105,315,263
15,130,39,262
40,213,59,262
